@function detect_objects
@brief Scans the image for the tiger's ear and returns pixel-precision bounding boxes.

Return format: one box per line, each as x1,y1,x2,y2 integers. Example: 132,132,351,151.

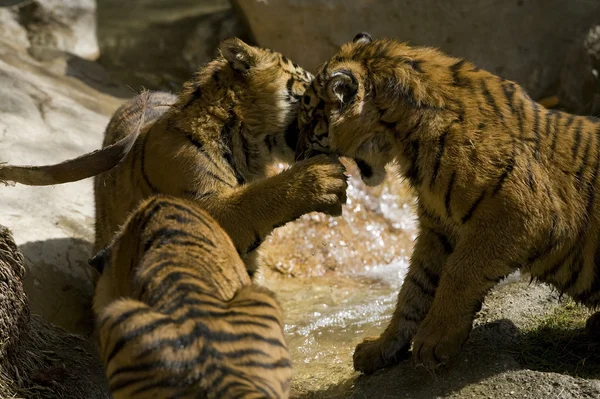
326,71,359,105
88,247,111,274
353,32,372,45
219,37,258,72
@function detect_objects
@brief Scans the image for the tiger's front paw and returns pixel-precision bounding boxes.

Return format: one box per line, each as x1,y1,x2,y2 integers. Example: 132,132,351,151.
412,315,472,369
291,154,348,217
353,335,410,374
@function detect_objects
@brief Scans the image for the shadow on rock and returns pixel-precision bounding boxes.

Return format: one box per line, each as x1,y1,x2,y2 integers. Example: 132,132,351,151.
515,317,600,378
19,237,97,335
294,315,600,398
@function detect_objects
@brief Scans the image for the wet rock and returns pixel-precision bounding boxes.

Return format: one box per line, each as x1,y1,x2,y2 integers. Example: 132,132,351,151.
233,0,600,98
262,161,416,278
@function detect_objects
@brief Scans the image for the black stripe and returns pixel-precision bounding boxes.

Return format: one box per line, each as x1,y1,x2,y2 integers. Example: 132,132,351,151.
450,59,470,87
575,133,593,184
246,233,264,254
131,319,287,357
532,100,541,161
421,266,440,288
140,130,159,192
527,158,536,192
432,231,453,254
445,171,456,218
223,150,245,185
143,228,216,253
284,117,300,151
170,123,235,187
181,86,202,110
102,305,148,336
430,130,448,188
105,316,172,365
481,79,504,124
405,139,421,185
549,111,564,158
492,156,515,196
501,81,517,112
400,309,423,323
462,191,486,223
544,109,555,137
572,119,584,160
164,214,192,224
407,274,436,297
227,319,274,329
408,59,423,72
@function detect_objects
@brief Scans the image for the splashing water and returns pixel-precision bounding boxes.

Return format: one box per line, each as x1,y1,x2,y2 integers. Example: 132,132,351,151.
258,161,419,394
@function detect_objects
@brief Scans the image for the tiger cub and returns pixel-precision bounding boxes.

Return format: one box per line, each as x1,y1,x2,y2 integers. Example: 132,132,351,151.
296,32,600,373
91,195,291,399
0,37,348,275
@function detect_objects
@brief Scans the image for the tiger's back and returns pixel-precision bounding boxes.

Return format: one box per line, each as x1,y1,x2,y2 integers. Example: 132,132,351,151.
92,195,291,399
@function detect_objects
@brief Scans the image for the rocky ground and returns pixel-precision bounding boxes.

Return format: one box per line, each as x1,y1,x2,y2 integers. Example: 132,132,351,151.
0,1,599,398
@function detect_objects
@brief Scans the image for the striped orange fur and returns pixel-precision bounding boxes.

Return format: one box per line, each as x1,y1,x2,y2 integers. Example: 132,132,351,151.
296,32,600,373
92,195,291,398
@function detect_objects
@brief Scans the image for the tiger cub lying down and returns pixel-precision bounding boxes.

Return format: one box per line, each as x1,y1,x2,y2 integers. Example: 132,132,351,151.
296,32,600,373
0,37,348,276
91,195,291,399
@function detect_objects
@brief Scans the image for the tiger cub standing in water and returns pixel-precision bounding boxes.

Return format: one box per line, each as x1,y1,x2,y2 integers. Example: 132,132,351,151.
91,195,291,399
0,37,347,275
296,32,600,373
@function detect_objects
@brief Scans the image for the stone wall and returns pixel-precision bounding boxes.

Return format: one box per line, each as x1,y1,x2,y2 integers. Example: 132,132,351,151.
233,0,600,99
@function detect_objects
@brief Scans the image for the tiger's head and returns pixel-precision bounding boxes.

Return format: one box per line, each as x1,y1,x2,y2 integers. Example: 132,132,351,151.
180,38,314,162
296,32,453,186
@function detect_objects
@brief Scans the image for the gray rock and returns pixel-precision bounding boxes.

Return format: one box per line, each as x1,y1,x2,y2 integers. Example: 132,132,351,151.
0,31,123,333
96,0,249,90
558,25,600,116
233,0,600,99
7,0,100,60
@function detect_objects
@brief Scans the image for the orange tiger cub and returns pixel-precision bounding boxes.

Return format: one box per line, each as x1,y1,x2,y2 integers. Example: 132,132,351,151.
91,195,291,399
0,37,348,276
297,32,600,373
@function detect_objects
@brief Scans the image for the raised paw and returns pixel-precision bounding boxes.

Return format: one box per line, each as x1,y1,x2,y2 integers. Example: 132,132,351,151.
353,335,410,374
412,315,472,369
291,154,348,217
586,312,600,339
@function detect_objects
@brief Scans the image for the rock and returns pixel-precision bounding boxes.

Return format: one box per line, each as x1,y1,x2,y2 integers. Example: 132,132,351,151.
8,0,100,60
0,29,124,333
233,0,600,99
558,25,600,116
96,0,249,91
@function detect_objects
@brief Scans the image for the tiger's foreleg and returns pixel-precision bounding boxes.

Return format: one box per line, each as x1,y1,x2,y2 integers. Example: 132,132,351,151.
197,154,348,275
353,227,451,374
411,232,517,369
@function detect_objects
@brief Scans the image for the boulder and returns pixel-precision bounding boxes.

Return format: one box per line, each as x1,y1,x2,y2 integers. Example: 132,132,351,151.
233,0,600,99
0,9,124,333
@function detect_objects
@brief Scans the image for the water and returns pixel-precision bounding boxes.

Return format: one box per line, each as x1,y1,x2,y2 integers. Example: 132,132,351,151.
257,161,419,394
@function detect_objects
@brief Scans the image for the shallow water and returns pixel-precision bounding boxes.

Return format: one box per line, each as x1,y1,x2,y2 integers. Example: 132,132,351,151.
257,161,419,394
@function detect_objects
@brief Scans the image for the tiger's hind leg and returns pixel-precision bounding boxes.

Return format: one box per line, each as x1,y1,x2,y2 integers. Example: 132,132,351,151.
353,227,452,374
586,312,600,339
